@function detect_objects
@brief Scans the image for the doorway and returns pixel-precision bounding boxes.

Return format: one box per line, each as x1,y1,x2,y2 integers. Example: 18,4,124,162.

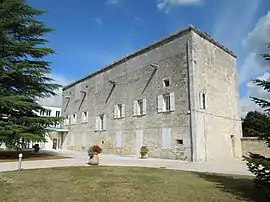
136,130,143,158
231,135,235,158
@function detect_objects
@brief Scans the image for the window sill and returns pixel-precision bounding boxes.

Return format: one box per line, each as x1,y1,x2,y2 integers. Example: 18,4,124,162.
114,117,125,120
95,130,106,132
81,121,88,124
158,110,174,114
134,114,146,117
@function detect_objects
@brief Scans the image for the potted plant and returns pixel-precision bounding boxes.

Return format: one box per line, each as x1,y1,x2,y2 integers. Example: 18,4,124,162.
87,145,102,165
33,144,40,153
140,146,149,159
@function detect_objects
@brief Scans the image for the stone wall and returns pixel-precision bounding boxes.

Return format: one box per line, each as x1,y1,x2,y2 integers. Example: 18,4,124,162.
190,31,242,161
241,137,270,158
62,33,193,160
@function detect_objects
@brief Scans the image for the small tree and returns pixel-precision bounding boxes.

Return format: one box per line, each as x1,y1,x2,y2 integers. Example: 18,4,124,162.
0,0,62,150
245,45,270,195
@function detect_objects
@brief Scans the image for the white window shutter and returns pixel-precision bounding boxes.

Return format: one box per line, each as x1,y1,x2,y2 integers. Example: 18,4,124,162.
122,104,125,118
103,114,106,131
166,128,172,149
162,128,166,149
95,116,99,131
204,92,207,110
133,100,137,116
81,133,86,147
170,92,175,111
158,95,163,113
81,112,84,123
116,131,122,148
114,105,118,118
162,127,172,149
142,98,147,115
199,92,203,109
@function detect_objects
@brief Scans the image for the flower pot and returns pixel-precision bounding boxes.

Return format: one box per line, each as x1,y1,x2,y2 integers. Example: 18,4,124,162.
88,154,99,165
141,154,148,159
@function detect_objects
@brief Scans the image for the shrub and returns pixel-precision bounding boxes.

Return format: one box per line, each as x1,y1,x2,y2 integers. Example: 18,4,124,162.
245,153,270,196
33,144,40,153
88,145,102,158
140,146,149,158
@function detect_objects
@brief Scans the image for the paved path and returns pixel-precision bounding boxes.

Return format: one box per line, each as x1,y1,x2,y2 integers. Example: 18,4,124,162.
0,150,252,176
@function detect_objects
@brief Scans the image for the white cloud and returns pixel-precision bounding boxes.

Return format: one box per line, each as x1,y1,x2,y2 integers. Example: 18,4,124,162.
239,11,270,85
243,11,270,67
213,0,261,50
134,16,143,23
157,0,201,13
38,74,70,108
105,0,118,5
95,18,104,26
239,11,270,117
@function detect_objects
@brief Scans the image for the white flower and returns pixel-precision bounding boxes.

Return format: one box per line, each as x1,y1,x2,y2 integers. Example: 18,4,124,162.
258,164,264,170
265,170,270,173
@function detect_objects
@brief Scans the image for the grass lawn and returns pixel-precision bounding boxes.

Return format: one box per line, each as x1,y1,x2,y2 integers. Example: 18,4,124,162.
0,166,268,202
0,150,69,162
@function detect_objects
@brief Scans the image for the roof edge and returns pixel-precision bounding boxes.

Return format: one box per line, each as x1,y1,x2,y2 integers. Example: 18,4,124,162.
63,25,236,90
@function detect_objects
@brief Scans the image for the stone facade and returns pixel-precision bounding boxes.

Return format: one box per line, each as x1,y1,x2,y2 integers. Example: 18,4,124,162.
242,137,270,158
61,25,242,162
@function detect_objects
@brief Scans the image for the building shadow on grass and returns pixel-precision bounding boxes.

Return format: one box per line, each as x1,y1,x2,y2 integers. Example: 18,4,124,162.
197,172,269,202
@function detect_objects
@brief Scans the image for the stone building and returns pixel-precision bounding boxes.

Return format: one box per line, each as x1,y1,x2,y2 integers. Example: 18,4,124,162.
61,25,242,162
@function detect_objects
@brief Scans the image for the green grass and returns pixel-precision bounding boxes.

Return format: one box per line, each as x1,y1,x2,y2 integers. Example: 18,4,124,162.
0,166,267,202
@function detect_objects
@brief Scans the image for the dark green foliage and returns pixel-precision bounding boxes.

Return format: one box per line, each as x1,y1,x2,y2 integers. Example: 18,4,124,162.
0,0,62,150
242,111,270,146
245,154,270,196
33,144,40,153
245,45,270,196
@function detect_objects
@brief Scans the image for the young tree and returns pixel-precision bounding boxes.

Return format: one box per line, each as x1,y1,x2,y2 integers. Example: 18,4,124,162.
0,0,62,149
245,45,270,195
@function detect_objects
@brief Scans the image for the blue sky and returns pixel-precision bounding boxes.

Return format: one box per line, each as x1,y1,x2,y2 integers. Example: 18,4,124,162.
28,0,270,116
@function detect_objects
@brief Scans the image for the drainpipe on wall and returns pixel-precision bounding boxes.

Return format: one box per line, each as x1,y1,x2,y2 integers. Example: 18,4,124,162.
186,40,194,162
186,37,199,162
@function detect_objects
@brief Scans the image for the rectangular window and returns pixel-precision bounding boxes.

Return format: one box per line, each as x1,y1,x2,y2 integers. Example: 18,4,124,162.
133,99,146,116
40,109,45,116
71,113,77,125
81,111,88,123
46,110,51,117
163,78,170,87
114,104,125,119
138,99,143,115
199,91,207,110
56,111,60,117
95,114,106,131
158,92,175,113
176,139,183,145
164,93,170,111
162,127,172,149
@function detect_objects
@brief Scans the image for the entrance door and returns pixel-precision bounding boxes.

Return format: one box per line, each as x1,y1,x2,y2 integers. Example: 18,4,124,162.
52,138,57,150
136,130,143,158
231,135,235,158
